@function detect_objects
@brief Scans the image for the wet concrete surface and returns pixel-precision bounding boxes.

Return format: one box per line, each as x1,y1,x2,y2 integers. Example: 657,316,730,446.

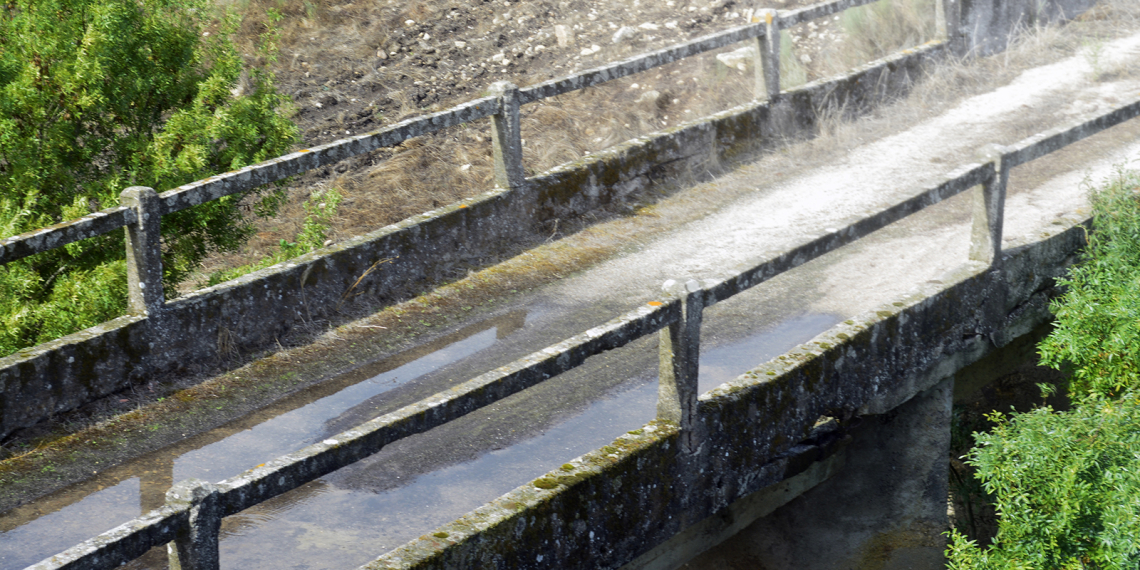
0,280,842,569
5,28,1140,570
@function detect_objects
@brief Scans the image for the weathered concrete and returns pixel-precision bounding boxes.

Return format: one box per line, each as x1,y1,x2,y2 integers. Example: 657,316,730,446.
121,187,166,320
6,0,1101,440
623,433,850,570
359,220,1080,569
684,378,953,570
5,0,1119,566
0,20,960,439
959,0,1099,56
0,206,135,266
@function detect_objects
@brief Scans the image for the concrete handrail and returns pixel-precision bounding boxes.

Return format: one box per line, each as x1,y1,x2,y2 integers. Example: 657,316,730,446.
28,79,1140,568
0,0,876,268
30,0,1139,567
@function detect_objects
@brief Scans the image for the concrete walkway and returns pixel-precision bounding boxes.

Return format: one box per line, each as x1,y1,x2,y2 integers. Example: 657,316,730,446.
6,27,1140,570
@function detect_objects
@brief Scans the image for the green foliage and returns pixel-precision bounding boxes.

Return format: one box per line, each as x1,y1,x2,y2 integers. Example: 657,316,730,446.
948,396,1140,569
1038,169,1140,398
0,0,297,356
207,187,341,287
948,169,1140,568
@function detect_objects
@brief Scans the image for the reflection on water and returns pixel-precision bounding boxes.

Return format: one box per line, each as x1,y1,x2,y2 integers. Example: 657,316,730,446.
1,311,526,570
215,381,660,570
173,328,500,483
0,478,141,569
2,309,841,570
698,313,843,393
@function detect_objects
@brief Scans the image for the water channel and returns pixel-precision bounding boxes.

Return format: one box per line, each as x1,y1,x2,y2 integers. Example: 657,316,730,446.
0,302,840,570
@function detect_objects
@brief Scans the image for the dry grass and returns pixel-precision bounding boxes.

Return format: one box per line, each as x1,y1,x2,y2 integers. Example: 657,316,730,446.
8,0,1140,512
189,0,1139,296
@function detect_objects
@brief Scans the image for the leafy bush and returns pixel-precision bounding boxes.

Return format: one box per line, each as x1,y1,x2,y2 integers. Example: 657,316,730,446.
0,0,298,356
1039,169,1140,398
948,169,1140,568
948,396,1140,569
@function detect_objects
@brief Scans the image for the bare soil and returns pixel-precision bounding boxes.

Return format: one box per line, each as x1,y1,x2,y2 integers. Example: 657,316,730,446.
2,0,1138,528
191,0,927,285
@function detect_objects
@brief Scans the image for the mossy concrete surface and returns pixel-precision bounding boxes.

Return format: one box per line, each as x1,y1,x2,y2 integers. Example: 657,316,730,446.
1,25,953,440
360,223,1083,569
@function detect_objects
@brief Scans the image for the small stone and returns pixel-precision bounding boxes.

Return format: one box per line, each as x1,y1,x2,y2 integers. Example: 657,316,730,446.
376,48,388,60
612,26,637,44
638,22,659,30
455,40,467,48
636,89,665,112
554,24,573,47
715,45,757,71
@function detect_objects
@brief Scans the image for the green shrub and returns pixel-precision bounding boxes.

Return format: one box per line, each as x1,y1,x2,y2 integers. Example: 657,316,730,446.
0,0,297,357
948,169,1140,568
1039,169,1140,399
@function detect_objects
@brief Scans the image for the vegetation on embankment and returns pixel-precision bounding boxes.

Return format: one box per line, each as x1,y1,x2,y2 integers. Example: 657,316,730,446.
947,168,1140,568
0,0,302,356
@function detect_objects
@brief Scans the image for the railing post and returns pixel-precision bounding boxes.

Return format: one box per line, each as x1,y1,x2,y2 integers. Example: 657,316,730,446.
120,186,165,320
754,9,782,101
489,81,525,190
969,144,1010,266
935,0,962,53
658,279,704,454
166,479,221,570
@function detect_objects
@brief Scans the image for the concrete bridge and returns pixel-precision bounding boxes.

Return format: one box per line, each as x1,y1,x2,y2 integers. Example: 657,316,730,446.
6,0,1140,567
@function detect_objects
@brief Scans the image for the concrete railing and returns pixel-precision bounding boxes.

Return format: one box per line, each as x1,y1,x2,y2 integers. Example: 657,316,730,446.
28,36,1140,569
0,0,974,440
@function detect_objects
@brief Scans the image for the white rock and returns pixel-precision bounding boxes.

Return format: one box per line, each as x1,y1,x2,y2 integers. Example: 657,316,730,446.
455,40,467,48
554,24,573,47
637,89,662,106
404,19,415,26
491,52,506,63
638,22,660,30
715,45,758,71
800,53,812,64
665,20,678,29
612,26,637,44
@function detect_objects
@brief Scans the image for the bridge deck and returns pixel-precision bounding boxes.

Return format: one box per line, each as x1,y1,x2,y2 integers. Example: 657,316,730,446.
5,23,1140,570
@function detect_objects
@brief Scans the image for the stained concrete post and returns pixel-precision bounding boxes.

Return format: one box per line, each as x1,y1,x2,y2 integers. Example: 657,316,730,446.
685,377,954,569
969,145,1010,266
935,0,962,51
121,186,165,319
166,479,221,570
755,10,781,101
489,81,525,190
658,279,704,454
